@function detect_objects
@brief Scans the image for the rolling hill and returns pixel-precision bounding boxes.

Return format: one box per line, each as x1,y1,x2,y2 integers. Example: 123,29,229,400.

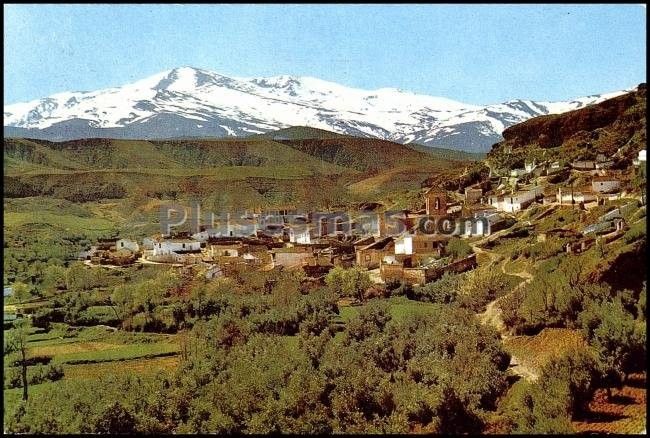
4,129,471,211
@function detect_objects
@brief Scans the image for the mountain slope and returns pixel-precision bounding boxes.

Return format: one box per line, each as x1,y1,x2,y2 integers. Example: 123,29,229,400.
488,85,646,167
4,67,630,152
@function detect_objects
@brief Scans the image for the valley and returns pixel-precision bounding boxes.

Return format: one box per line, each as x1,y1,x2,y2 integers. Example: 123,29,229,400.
3,85,647,434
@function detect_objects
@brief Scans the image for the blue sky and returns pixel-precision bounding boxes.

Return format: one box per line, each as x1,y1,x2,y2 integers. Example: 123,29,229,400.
3,4,646,105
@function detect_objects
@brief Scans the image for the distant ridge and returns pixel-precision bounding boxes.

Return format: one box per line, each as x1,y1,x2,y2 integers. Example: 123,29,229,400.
4,66,632,152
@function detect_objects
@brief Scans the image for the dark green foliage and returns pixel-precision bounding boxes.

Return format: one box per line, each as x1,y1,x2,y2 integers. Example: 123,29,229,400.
6,300,510,434
409,272,461,304
501,349,600,433
446,237,472,260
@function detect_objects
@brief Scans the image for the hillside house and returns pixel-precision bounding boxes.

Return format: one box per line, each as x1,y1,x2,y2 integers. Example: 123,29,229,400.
355,237,394,269
205,265,224,280
270,246,314,269
116,239,139,253
142,237,155,250
152,239,202,256
380,253,477,286
464,186,483,204
394,233,446,258
591,176,621,194
547,161,563,174
510,168,528,178
96,237,119,251
289,225,313,244
208,243,243,258
446,202,463,215
525,160,537,173
571,160,596,171
557,187,598,205
355,211,382,237
488,186,543,213
461,212,506,236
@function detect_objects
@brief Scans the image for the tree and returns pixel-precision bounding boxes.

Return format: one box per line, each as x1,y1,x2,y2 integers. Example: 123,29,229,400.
325,267,372,302
93,401,137,434
41,265,67,296
12,282,33,304
446,238,472,260
5,319,32,401
578,297,646,396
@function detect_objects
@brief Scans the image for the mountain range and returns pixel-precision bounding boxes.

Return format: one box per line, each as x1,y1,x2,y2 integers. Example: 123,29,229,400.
3,67,630,152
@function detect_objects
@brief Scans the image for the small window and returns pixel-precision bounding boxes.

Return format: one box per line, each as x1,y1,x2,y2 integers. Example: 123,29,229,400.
365,254,371,261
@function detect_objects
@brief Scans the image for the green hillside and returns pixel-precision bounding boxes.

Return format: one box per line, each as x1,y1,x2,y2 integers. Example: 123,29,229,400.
405,142,485,162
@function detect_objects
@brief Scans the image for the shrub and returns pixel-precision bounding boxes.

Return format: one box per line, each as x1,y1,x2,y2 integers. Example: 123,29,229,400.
446,238,472,260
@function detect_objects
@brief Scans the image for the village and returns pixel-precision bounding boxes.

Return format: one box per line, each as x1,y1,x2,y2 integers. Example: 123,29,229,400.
78,148,647,289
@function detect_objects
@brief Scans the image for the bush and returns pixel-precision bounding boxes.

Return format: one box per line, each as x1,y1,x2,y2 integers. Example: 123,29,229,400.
446,238,472,260
409,273,461,304
4,367,22,389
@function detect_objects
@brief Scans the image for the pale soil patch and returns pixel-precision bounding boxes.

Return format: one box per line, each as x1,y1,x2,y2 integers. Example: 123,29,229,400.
502,328,586,379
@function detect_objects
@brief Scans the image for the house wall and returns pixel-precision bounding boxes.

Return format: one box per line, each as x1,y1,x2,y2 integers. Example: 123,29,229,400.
356,249,386,269
395,236,413,255
289,228,312,244
465,188,483,203
210,245,241,257
153,241,201,256
592,180,621,193
116,239,140,253
273,251,313,268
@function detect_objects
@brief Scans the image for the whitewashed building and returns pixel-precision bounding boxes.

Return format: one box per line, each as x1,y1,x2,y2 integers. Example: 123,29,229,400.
152,239,202,256
394,234,414,255
557,188,598,204
591,177,621,194
489,186,543,213
115,239,140,253
289,226,313,244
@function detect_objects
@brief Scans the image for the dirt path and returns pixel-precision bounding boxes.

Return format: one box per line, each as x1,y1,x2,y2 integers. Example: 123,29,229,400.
470,235,538,381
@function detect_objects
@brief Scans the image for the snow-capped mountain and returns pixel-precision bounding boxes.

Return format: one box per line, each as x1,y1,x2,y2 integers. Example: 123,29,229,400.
3,67,629,152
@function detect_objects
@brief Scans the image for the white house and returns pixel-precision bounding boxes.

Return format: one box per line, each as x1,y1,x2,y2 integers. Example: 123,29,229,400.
142,237,155,250
460,212,504,236
115,239,140,253
510,168,527,178
591,177,621,194
289,226,313,244
548,161,562,173
525,160,536,173
153,239,201,256
557,188,598,204
490,186,543,213
634,149,646,166
394,234,414,255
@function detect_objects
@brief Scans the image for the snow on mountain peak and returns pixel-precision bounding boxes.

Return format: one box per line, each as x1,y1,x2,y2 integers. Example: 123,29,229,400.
3,67,633,152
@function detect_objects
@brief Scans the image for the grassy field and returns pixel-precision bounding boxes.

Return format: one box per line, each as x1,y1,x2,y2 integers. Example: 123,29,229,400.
4,211,115,231
3,323,181,423
63,355,180,381
337,296,441,323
